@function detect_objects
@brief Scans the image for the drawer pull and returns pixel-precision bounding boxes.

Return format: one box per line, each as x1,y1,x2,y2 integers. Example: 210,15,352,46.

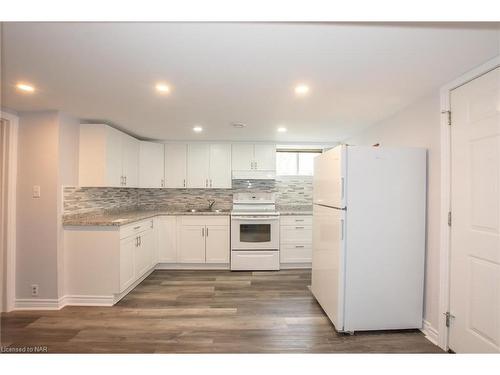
295,219,304,222
295,245,305,248
133,226,141,230
295,226,305,229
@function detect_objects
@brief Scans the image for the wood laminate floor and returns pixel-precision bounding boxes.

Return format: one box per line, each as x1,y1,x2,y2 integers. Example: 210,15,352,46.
0,270,442,353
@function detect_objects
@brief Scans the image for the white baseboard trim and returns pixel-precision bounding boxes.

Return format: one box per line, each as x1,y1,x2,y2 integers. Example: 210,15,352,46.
421,320,439,346
14,298,63,310
155,263,230,270
280,263,312,269
61,295,114,307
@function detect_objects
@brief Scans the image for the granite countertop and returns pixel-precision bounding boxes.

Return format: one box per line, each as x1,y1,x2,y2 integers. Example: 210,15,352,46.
63,205,313,227
63,207,231,227
276,205,313,216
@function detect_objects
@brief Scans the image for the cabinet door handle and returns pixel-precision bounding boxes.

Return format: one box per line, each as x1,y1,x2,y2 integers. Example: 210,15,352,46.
134,226,141,230
201,228,204,237
183,179,186,188
210,179,212,188
206,227,208,237
124,176,127,186
161,179,164,188
340,219,344,241
205,179,208,188
295,245,305,248
254,161,257,170
139,236,142,246
135,237,139,247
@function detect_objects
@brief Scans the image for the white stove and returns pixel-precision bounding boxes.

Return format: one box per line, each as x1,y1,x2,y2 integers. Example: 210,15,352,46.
230,193,280,271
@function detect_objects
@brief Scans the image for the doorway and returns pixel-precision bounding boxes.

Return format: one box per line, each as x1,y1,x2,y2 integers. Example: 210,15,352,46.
448,66,500,353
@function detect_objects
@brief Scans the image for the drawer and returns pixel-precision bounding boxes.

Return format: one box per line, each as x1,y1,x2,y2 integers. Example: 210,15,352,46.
280,226,312,243
180,215,229,226
280,244,312,263
280,216,312,226
120,219,154,239
231,251,280,271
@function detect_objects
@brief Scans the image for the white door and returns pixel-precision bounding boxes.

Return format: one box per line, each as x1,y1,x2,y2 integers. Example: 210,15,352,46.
164,143,187,188
105,125,123,187
157,216,178,262
119,236,136,292
209,144,232,188
254,144,276,170
311,204,345,331
449,67,500,353
134,234,151,278
187,143,210,188
140,228,155,269
205,225,230,263
232,143,254,170
179,225,206,263
139,141,165,188
313,145,345,208
122,133,139,187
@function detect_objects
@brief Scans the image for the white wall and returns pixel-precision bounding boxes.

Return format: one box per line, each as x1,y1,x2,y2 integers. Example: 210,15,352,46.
346,92,441,329
16,111,79,301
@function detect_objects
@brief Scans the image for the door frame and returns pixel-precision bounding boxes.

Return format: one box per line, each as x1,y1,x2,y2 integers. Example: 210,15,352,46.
438,56,500,351
0,111,18,313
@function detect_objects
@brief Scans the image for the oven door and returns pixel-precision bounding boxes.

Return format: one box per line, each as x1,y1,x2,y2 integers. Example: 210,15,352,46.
231,216,280,250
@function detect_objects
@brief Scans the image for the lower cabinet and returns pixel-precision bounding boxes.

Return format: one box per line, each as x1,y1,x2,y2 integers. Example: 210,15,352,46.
134,228,154,279
157,216,177,262
119,235,136,292
280,215,313,266
178,216,230,264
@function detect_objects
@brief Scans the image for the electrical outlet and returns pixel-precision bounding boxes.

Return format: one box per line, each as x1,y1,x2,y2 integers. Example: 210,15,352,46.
31,284,39,297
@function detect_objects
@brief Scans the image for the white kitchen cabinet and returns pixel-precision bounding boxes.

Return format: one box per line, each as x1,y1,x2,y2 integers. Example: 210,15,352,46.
232,143,254,170
205,225,230,263
119,235,136,292
280,215,313,266
178,216,230,264
134,231,152,278
79,124,140,187
164,143,187,188
79,124,123,187
139,141,165,188
231,143,276,179
122,133,139,187
187,144,210,188
157,216,177,263
179,224,206,263
209,144,232,188
254,144,276,171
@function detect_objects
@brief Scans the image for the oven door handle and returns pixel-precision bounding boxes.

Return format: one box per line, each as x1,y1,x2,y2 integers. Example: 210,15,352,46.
231,216,280,221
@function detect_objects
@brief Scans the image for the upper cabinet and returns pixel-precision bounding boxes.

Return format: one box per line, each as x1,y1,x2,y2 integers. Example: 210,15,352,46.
164,143,187,188
231,143,276,180
139,141,165,188
187,143,232,189
79,124,139,187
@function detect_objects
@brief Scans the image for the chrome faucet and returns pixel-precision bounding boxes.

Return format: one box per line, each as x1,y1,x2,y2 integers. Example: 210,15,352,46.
208,199,216,210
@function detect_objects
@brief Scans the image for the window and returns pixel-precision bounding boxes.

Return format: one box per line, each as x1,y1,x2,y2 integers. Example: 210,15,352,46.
276,149,322,176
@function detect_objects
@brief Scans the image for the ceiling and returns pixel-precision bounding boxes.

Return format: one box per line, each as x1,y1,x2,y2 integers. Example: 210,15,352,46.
2,22,499,142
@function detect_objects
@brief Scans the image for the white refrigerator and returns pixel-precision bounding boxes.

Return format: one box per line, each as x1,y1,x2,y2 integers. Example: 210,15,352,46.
311,145,426,333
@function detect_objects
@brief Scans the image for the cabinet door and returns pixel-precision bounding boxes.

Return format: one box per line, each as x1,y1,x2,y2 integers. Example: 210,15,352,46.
187,143,210,188
122,134,140,187
254,144,276,170
157,216,177,263
105,125,124,187
232,143,254,170
205,225,230,263
139,141,165,188
165,143,187,188
120,236,136,292
179,225,206,263
209,144,232,188
134,234,151,278
140,228,155,269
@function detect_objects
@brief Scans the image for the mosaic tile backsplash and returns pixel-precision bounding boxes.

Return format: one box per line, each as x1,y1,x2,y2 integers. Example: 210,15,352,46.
63,176,313,215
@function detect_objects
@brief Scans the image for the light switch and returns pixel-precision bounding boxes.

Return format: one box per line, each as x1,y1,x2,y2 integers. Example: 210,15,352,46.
32,185,41,198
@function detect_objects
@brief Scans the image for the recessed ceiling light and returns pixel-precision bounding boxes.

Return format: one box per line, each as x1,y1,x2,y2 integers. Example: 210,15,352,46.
294,84,310,96
155,83,171,94
231,122,247,128
277,127,287,133
16,82,35,93
193,126,203,133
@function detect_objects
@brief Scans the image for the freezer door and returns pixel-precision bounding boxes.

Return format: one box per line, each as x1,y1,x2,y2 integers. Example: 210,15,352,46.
311,204,345,331
313,145,346,208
